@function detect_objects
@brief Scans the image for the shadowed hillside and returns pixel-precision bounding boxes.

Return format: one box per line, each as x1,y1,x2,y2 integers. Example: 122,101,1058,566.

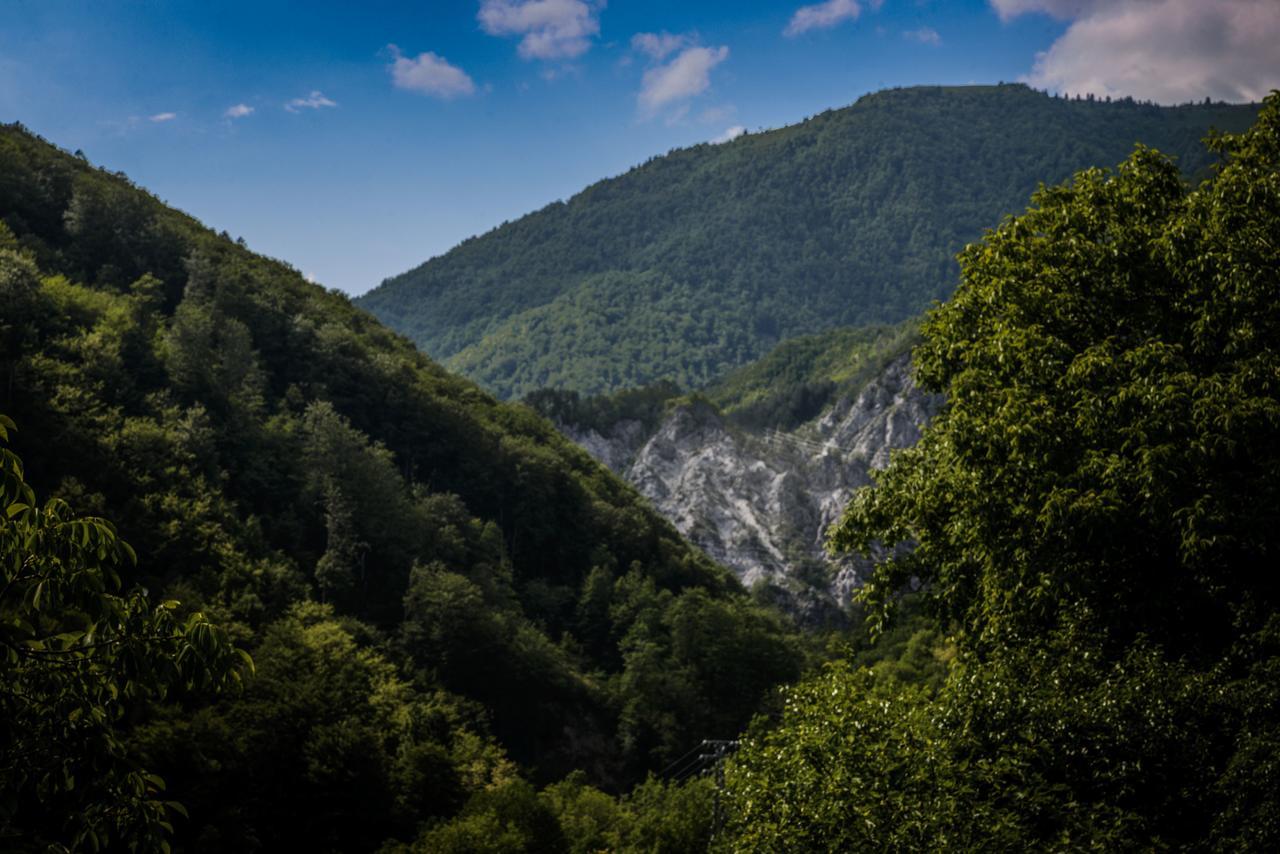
0,121,809,850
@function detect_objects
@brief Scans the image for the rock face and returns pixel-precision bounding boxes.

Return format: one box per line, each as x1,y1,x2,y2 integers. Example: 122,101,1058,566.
561,355,942,622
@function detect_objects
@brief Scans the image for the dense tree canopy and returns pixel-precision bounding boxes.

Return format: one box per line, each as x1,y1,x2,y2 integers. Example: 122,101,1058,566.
360,84,1258,399
832,95,1280,654
0,120,813,849
722,93,1280,850
0,417,249,851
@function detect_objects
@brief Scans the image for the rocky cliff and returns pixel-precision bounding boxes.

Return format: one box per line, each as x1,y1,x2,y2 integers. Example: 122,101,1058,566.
561,355,942,623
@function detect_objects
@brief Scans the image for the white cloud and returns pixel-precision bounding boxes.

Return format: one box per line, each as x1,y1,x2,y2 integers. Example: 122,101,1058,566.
631,31,690,61
784,0,864,37
638,44,730,117
711,125,745,144
149,112,176,122
285,91,338,112
989,0,1099,22
540,65,580,82
663,103,692,126
224,103,254,119
478,0,603,60
1002,0,1280,104
388,46,476,98
904,27,942,45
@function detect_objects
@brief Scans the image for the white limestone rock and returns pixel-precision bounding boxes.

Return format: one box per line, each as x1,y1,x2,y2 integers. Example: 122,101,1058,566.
558,354,941,621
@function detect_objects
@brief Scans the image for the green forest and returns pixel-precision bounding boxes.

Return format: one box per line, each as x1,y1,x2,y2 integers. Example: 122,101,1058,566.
359,84,1258,399
0,120,813,850
705,319,920,430
3,89,1280,852
523,320,920,437
728,95,1280,850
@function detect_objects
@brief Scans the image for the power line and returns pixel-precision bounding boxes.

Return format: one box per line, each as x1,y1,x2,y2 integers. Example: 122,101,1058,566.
758,428,869,457
661,739,740,780
659,739,742,840
658,739,717,778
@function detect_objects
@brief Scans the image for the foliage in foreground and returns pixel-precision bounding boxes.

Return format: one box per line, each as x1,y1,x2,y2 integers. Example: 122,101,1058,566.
723,93,1280,850
0,419,249,851
387,774,714,854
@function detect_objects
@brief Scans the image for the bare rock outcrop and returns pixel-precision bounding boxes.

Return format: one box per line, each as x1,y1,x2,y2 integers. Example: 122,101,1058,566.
560,355,941,622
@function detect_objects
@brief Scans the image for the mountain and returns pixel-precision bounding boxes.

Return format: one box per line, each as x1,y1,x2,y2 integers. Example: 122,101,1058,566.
534,325,940,624
0,122,810,850
705,319,919,430
358,84,1259,399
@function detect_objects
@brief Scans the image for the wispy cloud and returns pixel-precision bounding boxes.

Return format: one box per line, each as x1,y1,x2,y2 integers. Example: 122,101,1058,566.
989,0,1099,22
149,112,176,122
387,46,476,99
631,31,691,61
711,125,745,144
224,103,254,119
997,0,1280,103
638,43,730,118
285,90,337,113
904,27,942,45
699,104,737,124
478,0,603,60
784,0,873,37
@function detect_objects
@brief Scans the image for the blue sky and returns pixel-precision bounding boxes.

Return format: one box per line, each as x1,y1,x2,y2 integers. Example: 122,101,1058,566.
2,0,1277,294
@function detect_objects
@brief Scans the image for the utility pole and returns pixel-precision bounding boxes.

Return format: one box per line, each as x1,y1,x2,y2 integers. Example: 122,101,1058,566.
661,738,740,843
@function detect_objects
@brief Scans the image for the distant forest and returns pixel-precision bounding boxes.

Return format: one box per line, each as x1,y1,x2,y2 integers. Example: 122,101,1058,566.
359,84,1258,399
525,319,919,436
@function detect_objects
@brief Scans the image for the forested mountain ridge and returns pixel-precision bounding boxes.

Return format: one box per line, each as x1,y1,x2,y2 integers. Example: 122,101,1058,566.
705,319,919,431
359,84,1259,399
0,121,810,850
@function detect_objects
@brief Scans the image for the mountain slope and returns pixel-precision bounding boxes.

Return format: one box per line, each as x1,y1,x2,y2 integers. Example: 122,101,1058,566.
359,84,1258,399
531,324,939,623
0,122,809,847
574,356,939,620
705,319,919,430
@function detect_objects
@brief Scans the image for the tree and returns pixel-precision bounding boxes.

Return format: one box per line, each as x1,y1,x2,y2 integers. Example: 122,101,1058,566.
133,601,516,852
162,257,266,420
403,779,566,854
831,93,1280,656
0,250,49,411
721,93,1280,850
314,483,367,603
0,415,251,851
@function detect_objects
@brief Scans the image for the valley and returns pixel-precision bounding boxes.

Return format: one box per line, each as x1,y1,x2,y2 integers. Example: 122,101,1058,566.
3,64,1278,851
